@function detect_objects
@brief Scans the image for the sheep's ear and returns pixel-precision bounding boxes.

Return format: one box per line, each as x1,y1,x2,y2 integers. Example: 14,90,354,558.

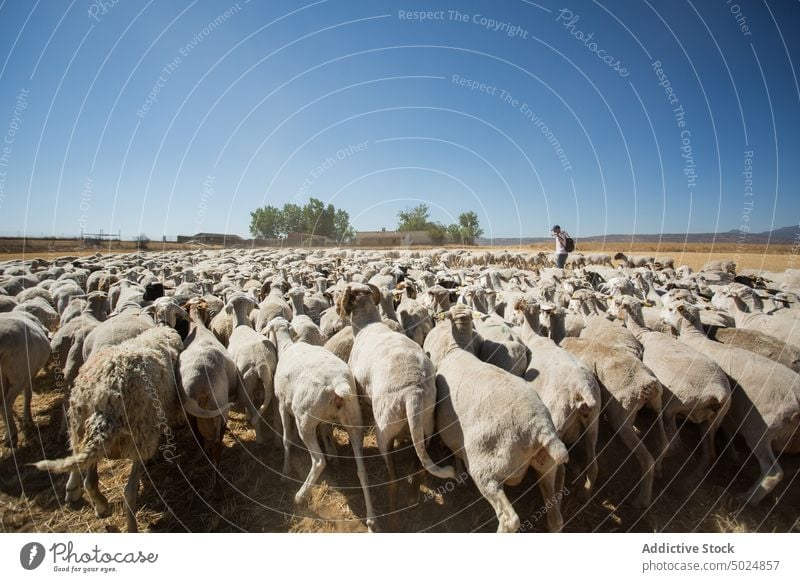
143,304,156,316
471,311,482,319
260,280,271,299
175,306,190,320
643,300,654,307
367,284,381,306
337,287,352,317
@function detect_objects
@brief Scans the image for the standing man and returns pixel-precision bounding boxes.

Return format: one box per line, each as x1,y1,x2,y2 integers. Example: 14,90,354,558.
551,225,570,269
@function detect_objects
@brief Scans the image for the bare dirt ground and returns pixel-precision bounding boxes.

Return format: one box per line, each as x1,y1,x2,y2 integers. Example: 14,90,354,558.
1,240,798,533
2,361,798,533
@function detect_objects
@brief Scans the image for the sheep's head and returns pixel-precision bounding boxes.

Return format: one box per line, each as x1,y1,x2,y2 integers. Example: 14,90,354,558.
183,297,209,325
86,291,110,319
662,301,700,330
225,293,257,317
337,283,380,318
513,296,539,315
146,297,189,328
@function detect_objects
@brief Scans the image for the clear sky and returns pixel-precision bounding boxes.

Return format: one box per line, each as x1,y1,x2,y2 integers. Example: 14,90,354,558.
0,0,798,240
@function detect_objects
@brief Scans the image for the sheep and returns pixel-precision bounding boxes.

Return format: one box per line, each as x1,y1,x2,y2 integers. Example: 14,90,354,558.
265,317,374,530
178,298,239,497
0,295,19,313
13,296,59,332
462,286,528,376
225,294,277,443
339,282,455,515
435,304,569,532
323,326,354,362
0,312,51,447
254,279,292,331
515,299,600,499
715,288,800,350
614,252,654,268
705,326,800,373
286,286,327,346
702,260,736,274
33,326,184,532
561,291,668,508
609,295,731,470
394,281,434,347
663,302,800,505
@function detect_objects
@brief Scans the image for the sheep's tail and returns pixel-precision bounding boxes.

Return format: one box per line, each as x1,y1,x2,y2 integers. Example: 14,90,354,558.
543,435,569,466
182,397,232,419
406,392,455,479
33,412,112,473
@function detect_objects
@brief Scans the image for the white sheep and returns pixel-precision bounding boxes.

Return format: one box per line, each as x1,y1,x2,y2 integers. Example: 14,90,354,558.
339,282,454,516
0,312,51,447
266,317,375,530
436,304,569,532
225,293,277,443
33,325,183,532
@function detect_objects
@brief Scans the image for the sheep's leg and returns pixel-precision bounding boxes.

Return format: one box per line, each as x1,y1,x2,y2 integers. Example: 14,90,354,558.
319,423,339,467
662,404,680,456
741,441,783,506
648,396,669,477
83,463,111,518
22,381,33,427
375,427,399,518
65,471,83,503
294,420,326,504
1,383,18,448
347,426,375,532
532,453,565,532
473,477,520,533
209,419,224,500
579,414,599,501
607,404,654,509
279,404,293,481
124,461,144,533
240,376,264,443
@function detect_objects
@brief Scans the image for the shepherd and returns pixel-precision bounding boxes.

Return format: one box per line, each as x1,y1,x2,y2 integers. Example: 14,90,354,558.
551,225,574,268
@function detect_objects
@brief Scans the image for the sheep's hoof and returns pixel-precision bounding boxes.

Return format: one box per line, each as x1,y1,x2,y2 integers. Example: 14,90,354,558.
94,504,112,519
65,488,82,504
21,416,34,429
294,490,309,505
366,519,378,533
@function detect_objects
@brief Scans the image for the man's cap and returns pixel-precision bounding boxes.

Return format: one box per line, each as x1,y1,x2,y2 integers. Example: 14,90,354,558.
552,225,560,230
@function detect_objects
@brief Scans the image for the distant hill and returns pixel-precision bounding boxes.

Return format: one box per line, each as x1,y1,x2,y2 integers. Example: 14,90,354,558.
477,224,799,247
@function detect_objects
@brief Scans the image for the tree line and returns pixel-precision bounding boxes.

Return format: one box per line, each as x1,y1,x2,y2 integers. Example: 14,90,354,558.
249,199,483,245
249,198,354,242
397,204,483,245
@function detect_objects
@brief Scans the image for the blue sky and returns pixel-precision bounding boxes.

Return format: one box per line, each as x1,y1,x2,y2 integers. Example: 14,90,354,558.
0,0,797,240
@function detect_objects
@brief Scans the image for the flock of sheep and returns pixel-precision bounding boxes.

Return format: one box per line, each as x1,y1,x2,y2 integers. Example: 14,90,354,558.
1,247,799,533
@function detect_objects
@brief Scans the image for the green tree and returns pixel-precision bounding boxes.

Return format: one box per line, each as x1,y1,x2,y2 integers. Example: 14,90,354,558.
446,223,463,244
333,208,354,242
250,205,283,238
427,222,447,245
281,203,304,234
397,204,431,231
458,211,483,245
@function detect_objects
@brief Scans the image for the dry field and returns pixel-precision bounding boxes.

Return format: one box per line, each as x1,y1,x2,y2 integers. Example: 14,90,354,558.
1,360,798,534
1,239,797,273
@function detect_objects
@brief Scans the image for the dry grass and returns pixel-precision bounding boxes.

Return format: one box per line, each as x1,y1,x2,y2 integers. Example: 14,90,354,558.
2,362,798,533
